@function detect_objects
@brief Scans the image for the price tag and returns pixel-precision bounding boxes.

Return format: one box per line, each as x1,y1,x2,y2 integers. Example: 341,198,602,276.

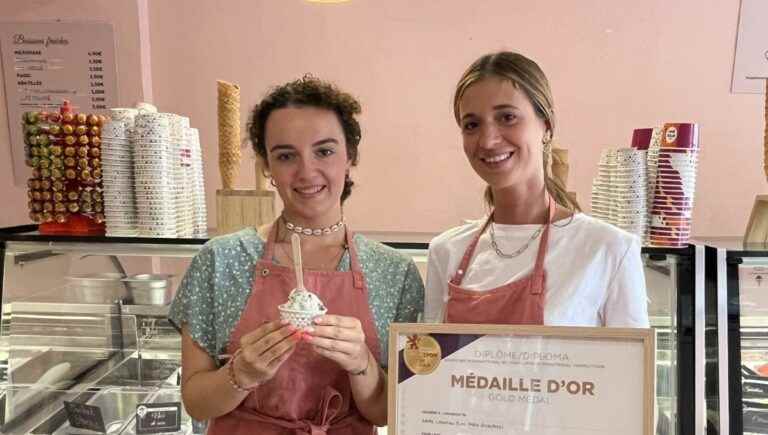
63,400,106,433
135,402,181,434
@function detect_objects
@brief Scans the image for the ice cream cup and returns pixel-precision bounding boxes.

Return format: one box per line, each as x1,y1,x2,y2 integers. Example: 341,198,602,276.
278,305,328,328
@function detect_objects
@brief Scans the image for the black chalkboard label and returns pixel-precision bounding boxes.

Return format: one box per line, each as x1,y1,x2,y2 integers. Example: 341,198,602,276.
135,402,181,434
63,400,106,433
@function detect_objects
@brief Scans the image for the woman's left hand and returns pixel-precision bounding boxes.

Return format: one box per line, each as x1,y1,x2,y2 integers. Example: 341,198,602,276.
304,315,370,374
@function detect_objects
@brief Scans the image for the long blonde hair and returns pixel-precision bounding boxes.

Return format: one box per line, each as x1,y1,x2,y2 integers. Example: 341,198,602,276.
453,51,581,213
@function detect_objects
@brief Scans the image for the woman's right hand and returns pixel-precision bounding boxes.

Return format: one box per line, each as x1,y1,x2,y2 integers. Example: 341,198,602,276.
233,320,299,387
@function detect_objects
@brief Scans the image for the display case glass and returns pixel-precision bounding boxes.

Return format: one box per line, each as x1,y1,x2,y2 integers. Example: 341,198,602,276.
699,237,768,435
0,226,701,434
0,227,203,434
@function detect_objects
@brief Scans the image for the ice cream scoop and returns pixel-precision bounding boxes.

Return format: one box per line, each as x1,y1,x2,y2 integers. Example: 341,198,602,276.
281,288,327,313
278,289,328,328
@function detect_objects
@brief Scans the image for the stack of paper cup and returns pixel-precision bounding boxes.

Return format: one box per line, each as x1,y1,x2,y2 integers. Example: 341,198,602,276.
591,124,698,247
133,113,177,237
611,149,647,239
101,120,138,236
101,105,206,239
631,127,663,244
186,128,208,237
169,115,194,238
591,148,648,240
644,129,663,244
109,108,139,124
180,133,196,238
590,149,615,222
648,123,699,247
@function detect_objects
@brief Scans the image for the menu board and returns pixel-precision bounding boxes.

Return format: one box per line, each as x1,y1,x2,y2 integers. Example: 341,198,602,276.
388,323,655,435
0,21,118,186
731,0,768,93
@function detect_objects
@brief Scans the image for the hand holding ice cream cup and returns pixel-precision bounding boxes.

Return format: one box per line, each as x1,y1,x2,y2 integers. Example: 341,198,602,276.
279,288,328,329
278,234,371,374
233,319,300,389
278,234,329,329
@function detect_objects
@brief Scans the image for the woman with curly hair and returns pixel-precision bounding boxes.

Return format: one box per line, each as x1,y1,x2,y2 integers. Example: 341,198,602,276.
169,76,424,434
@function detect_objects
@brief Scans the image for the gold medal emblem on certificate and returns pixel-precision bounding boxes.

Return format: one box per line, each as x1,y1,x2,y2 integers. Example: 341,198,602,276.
404,334,442,375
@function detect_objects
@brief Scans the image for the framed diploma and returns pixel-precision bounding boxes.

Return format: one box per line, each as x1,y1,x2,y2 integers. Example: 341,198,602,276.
388,324,655,435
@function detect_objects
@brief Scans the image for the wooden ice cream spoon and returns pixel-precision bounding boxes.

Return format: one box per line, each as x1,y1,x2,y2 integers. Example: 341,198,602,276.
291,233,306,291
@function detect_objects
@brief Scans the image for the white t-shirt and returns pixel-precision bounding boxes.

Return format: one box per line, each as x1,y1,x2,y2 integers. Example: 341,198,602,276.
424,213,649,327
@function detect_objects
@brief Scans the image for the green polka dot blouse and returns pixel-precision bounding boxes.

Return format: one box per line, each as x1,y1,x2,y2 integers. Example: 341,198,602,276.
168,228,425,368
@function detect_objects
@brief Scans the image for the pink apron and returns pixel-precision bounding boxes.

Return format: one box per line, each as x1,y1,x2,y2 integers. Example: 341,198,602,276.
444,198,555,324
207,226,380,435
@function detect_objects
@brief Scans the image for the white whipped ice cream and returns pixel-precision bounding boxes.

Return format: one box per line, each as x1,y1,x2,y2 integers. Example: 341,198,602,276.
280,289,326,313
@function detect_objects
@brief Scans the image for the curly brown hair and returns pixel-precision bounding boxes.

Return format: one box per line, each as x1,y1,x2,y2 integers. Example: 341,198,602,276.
248,75,362,203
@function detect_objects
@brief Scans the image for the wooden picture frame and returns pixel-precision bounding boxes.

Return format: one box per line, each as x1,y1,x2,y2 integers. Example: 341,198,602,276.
387,323,655,435
744,194,768,245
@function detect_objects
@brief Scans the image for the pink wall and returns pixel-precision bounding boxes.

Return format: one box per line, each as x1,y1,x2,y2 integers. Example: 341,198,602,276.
1,0,764,238
0,0,147,227
146,0,764,237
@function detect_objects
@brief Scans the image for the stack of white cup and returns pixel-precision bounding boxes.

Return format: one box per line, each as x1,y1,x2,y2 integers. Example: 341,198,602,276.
591,148,648,240
186,128,208,237
169,115,194,238
611,149,648,239
101,105,207,239
132,113,177,237
101,120,138,236
590,149,615,222
644,129,662,245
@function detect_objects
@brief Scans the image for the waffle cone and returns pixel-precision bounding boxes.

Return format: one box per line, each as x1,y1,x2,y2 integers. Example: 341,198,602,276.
218,80,241,189
764,80,768,182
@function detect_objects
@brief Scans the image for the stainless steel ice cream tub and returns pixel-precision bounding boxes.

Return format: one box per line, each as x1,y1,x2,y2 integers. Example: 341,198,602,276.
121,274,173,305
66,273,128,303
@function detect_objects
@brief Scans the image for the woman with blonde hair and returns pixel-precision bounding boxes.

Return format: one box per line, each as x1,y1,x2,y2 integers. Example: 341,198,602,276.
424,51,648,327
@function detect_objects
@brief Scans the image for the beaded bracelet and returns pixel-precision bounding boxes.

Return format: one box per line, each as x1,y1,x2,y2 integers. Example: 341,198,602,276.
226,349,259,393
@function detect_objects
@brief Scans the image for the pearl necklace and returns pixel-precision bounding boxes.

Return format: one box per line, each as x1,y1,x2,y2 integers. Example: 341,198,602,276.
283,215,345,236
